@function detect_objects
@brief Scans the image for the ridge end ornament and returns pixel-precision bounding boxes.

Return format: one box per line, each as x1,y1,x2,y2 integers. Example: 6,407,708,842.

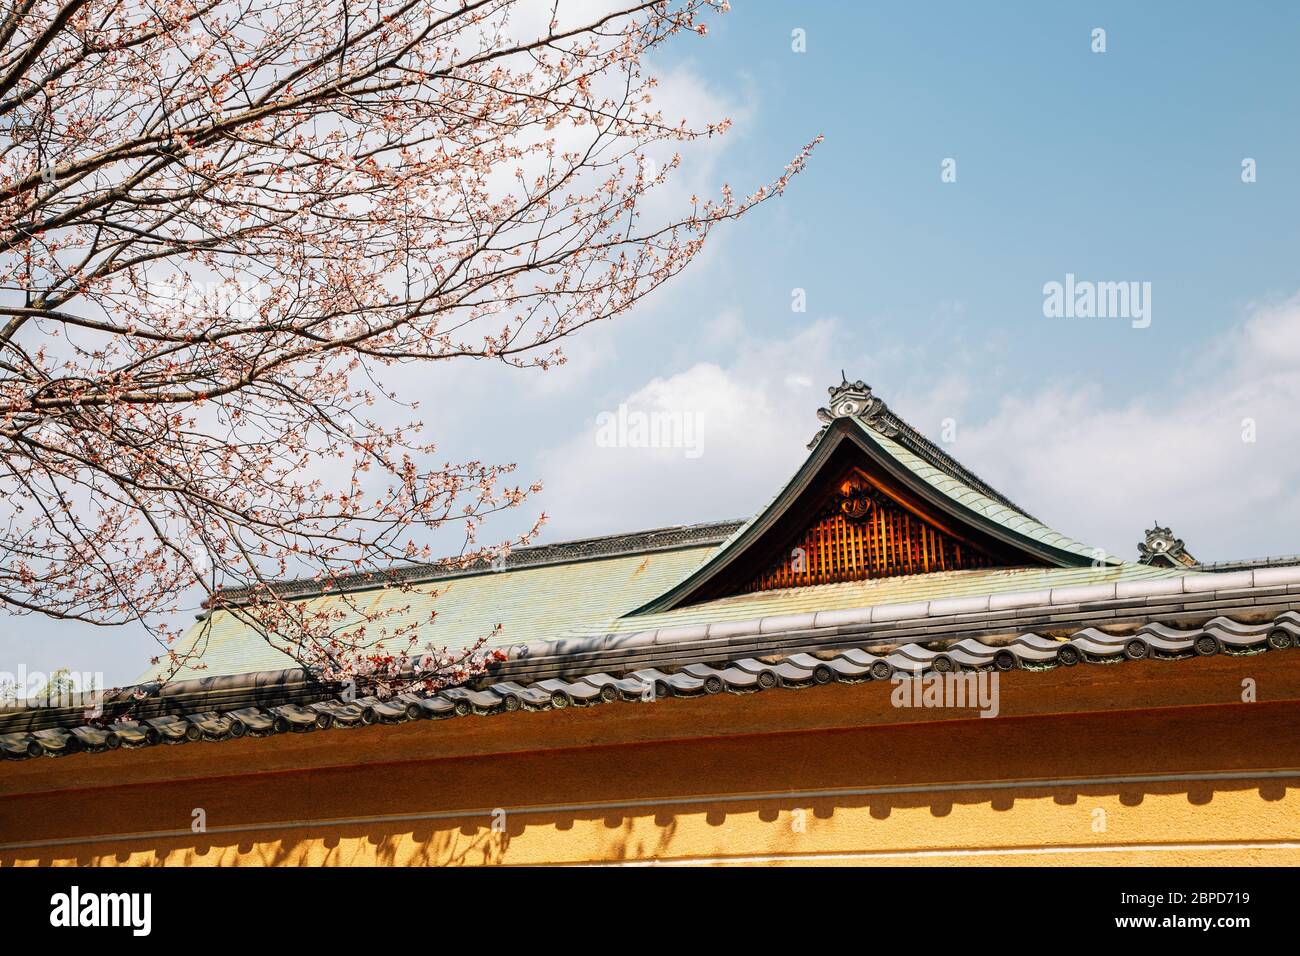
1137,522,1197,567
808,373,899,448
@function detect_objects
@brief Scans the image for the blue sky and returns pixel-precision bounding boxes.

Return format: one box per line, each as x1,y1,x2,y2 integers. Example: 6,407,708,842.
7,1,1300,685
685,1,1300,399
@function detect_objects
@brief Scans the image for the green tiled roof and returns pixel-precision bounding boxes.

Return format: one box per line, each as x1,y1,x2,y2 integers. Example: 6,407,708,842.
148,544,1193,682
138,543,720,682
628,407,1117,615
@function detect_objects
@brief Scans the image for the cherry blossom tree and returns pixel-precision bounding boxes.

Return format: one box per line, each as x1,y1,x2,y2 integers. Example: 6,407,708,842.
0,0,818,695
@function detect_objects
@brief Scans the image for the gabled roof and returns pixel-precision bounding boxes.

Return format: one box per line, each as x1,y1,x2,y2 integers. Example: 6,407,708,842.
631,380,1114,614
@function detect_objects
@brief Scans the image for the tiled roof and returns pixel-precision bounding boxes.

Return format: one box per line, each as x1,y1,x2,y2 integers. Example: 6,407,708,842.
142,379,1131,681
208,520,744,606
5,606,1297,761
633,414,1126,614
7,566,1300,761
147,557,1179,684
137,523,739,683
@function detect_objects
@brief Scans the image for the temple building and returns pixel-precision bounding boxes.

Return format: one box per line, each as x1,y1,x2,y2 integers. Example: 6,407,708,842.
2,378,1299,866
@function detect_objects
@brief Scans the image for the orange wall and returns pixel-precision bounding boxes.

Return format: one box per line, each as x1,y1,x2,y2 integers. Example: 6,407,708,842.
3,654,1300,866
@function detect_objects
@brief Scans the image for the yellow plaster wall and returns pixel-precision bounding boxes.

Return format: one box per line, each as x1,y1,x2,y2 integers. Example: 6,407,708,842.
12,780,1298,867
3,699,1299,866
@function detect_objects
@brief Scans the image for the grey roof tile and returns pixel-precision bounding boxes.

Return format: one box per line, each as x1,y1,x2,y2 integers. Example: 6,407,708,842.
8,602,1300,763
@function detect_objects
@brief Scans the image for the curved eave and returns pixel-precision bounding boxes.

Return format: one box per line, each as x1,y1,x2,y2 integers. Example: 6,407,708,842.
631,418,1110,616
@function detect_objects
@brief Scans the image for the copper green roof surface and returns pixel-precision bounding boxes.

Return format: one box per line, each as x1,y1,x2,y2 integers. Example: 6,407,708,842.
686,416,1115,582
138,541,722,682
147,541,1191,683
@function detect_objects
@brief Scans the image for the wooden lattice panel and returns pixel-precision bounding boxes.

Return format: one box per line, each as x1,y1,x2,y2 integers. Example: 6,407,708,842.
745,477,996,591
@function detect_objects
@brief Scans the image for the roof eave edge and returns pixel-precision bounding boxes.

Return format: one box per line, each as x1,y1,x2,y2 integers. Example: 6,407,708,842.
2,566,1288,735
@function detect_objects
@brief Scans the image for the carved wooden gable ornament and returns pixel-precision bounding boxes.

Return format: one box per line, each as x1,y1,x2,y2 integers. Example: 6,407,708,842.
744,467,1000,593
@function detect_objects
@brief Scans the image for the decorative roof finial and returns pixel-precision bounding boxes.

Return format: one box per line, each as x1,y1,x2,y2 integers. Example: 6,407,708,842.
1137,522,1198,568
808,375,899,448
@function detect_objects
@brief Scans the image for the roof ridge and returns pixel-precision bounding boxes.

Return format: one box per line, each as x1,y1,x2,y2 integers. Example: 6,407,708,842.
1197,554,1300,572
207,519,744,608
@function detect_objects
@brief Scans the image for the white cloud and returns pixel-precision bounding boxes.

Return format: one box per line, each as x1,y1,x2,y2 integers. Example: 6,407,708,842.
936,296,1300,562
536,320,842,536
699,308,745,350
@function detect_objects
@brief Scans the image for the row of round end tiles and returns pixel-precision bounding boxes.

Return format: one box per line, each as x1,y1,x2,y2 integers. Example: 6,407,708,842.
5,612,1297,760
